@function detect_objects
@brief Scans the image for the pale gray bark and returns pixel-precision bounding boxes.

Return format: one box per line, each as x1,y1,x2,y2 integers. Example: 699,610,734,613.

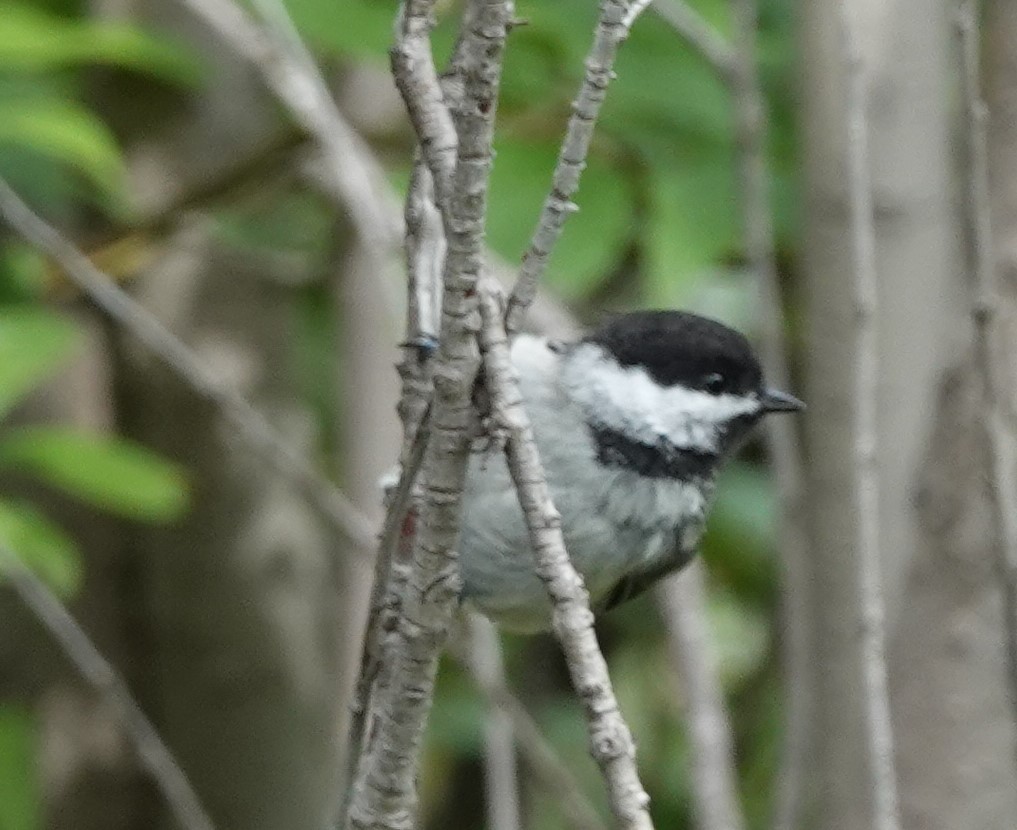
346,4,513,827
800,0,961,827
466,615,522,830
447,633,609,830
478,287,653,830
841,8,901,827
657,565,744,830
888,0,1017,824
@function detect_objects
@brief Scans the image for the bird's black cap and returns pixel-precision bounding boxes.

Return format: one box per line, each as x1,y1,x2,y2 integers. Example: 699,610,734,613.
584,310,764,396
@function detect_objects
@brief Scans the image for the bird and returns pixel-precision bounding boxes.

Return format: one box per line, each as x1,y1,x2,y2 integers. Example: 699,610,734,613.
457,309,803,632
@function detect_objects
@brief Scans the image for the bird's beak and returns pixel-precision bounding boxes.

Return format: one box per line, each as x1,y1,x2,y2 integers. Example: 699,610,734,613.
760,388,805,413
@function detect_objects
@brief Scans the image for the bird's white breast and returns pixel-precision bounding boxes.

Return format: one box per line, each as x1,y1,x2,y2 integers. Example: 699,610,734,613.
457,335,712,630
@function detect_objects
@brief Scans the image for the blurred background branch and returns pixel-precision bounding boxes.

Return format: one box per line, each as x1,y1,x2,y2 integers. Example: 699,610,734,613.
3,0,1017,828
0,546,215,830
840,6,901,829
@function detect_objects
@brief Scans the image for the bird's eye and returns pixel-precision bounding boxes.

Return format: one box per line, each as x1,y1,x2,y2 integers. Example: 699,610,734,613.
704,373,726,394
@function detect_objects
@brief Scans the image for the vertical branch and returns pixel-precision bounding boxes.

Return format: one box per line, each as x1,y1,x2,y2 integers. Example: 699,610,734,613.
727,2,813,828
956,0,1017,737
841,9,902,830
0,547,216,830
343,159,446,813
657,564,745,830
448,643,609,830
345,1,513,827
467,615,522,830
478,287,654,830
504,0,651,332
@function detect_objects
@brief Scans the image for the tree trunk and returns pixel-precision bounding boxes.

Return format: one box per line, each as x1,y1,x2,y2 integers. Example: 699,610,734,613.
884,3,1017,827
800,1,961,826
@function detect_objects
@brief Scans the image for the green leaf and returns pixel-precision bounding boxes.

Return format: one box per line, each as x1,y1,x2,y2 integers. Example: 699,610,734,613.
0,705,40,830
0,99,124,197
0,243,49,303
0,428,189,523
0,4,201,86
0,309,78,420
0,499,82,597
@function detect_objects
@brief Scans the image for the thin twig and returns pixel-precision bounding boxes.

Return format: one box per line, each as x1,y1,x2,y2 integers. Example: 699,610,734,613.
505,0,653,333
956,0,1017,741
175,0,397,251
657,564,745,830
649,0,735,78
0,178,376,554
724,0,813,827
345,2,514,827
389,0,458,208
467,615,522,830
448,636,610,830
0,546,216,830
479,286,654,830
840,9,902,830
178,0,575,340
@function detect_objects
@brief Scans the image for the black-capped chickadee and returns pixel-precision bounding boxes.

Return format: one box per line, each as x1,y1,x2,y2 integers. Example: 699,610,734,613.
459,309,803,632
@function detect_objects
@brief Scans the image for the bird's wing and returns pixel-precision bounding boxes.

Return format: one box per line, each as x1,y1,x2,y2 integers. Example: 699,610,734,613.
596,530,698,612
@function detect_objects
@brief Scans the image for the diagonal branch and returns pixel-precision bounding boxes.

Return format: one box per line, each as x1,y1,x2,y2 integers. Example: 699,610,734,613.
448,633,610,830
0,546,216,830
650,0,735,77
841,7,901,830
956,0,1017,744
0,178,375,554
175,0,396,251
478,285,654,830
390,0,458,209
505,0,654,333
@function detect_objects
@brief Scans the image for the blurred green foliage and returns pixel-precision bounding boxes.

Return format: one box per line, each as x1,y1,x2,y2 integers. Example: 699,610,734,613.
0,306,190,830
0,1,198,209
0,0,798,827
0,705,38,830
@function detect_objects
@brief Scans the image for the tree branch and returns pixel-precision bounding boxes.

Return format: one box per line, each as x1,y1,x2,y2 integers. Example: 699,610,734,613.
390,0,458,208
722,1,814,827
649,0,735,78
956,0,1017,745
0,546,215,830
505,0,653,333
657,564,745,830
478,285,654,830
345,2,514,827
0,179,375,555
466,615,522,830
175,0,396,251
841,8,902,830
448,634,610,830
